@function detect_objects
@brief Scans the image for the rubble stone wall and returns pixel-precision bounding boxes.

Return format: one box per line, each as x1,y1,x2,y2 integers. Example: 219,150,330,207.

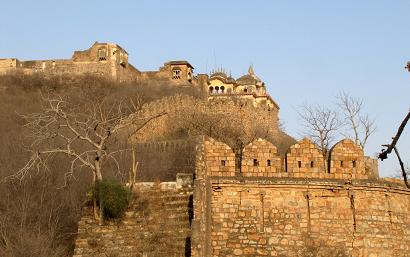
242,138,282,177
191,137,409,257
330,139,367,179
73,174,194,257
204,179,410,257
286,138,325,175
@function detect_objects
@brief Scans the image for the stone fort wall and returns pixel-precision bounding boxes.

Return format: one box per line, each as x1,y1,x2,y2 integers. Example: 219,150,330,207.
71,136,410,257
134,139,196,181
191,136,410,257
0,42,141,82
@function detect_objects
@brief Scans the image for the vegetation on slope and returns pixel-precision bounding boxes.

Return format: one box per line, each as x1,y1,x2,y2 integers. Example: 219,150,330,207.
0,72,293,256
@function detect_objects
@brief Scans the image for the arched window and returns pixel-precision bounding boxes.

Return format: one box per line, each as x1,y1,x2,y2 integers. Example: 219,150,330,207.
244,88,248,93
215,86,220,93
220,86,225,93
209,86,214,93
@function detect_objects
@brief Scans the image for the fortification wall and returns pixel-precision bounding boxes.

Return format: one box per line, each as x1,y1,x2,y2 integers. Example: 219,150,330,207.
197,179,410,257
0,43,140,81
73,174,194,257
134,139,196,181
197,137,378,179
191,137,410,257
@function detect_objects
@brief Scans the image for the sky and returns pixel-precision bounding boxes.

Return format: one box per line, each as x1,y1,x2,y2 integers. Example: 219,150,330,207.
1,1,409,177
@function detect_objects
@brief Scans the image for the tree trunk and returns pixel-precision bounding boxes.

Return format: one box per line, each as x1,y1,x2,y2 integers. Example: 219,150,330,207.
92,172,99,221
95,157,104,225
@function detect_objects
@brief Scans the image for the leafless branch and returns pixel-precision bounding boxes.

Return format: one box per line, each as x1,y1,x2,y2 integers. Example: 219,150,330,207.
379,109,410,161
298,104,342,172
298,104,341,154
336,91,376,149
8,92,163,185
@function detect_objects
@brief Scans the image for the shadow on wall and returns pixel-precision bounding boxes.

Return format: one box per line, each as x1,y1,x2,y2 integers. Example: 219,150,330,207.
134,139,196,181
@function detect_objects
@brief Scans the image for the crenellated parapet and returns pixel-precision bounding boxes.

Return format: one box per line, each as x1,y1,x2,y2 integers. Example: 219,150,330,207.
286,138,325,176
202,137,236,177
197,136,378,180
192,137,409,257
329,139,366,179
242,138,282,177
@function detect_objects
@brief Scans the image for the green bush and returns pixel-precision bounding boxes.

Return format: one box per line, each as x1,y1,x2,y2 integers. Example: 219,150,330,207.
94,179,131,219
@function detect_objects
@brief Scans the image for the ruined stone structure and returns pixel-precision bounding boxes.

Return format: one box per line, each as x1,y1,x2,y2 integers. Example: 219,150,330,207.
0,42,277,110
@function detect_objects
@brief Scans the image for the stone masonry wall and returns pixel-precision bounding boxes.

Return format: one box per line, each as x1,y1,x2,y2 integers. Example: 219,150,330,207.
73,174,194,257
204,137,236,177
286,138,325,176
203,179,410,257
191,137,410,257
330,139,367,179
242,138,282,177
198,137,377,179
134,139,196,181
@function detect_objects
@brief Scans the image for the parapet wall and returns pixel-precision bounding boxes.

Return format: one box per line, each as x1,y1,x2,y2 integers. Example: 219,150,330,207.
0,42,140,82
191,136,410,257
200,137,378,179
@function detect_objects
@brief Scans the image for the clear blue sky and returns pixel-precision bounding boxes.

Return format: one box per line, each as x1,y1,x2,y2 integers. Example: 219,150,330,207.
1,1,409,177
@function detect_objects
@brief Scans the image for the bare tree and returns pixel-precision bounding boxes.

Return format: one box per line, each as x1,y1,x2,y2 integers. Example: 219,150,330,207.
7,91,165,222
336,92,376,149
298,104,342,172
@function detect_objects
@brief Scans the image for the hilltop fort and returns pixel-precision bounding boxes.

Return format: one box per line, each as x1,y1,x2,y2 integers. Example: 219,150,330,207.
0,42,277,111
2,42,409,257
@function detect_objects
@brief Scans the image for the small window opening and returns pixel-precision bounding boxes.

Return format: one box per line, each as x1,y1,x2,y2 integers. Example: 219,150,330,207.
310,161,314,168
267,160,271,166
340,161,344,167
215,86,220,93
244,88,248,93
172,69,181,79
98,48,107,61
352,160,356,168
209,86,214,93
221,86,225,93
221,160,226,166
253,159,259,166
298,161,302,168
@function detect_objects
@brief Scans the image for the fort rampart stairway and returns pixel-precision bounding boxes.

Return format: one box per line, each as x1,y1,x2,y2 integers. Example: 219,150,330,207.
73,174,194,257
